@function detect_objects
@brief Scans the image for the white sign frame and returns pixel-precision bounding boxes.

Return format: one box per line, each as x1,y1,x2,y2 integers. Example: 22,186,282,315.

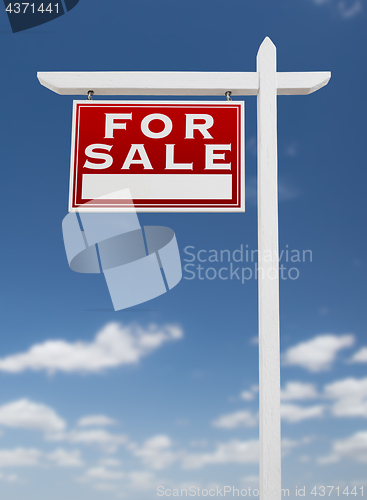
68,100,245,213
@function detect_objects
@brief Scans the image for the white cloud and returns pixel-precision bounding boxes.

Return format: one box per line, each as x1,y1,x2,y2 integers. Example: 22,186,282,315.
282,334,355,372
83,469,162,493
0,446,86,469
281,403,325,423
324,377,367,417
190,440,208,448
338,0,363,18
0,472,18,482
51,430,128,455
0,448,42,468
282,438,301,453
278,376,367,421
281,437,314,456
85,466,124,480
240,391,254,401
318,431,367,464
182,440,259,469
310,0,363,18
47,429,129,453
128,434,302,472
132,435,180,470
46,448,84,467
83,469,166,494
281,382,319,401
349,347,367,364
0,322,183,374
281,438,300,457
240,385,258,401
0,399,66,433
98,458,122,468
212,410,258,429
77,415,117,427
0,447,84,469
127,471,161,491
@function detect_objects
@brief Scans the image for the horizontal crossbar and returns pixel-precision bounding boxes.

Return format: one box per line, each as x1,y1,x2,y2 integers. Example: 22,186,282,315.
37,71,331,96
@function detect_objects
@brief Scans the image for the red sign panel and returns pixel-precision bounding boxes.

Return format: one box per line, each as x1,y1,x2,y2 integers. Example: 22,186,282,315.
69,101,244,212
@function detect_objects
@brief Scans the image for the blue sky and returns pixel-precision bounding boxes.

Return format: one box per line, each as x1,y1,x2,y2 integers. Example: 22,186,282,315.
0,0,366,498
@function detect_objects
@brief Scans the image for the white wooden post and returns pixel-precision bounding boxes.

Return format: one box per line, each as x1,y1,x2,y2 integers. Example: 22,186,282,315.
257,37,281,500
37,41,330,500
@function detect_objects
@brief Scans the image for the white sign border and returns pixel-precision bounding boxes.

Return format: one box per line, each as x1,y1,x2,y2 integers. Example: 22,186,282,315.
68,100,245,213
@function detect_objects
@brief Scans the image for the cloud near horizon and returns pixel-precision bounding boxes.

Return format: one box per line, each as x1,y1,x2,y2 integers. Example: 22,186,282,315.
0,322,183,374
0,447,83,468
318,430,367,464
77,415,117,428
47,429,129,454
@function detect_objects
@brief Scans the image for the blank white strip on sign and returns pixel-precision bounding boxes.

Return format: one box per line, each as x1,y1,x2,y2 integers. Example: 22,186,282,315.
82,174,233,200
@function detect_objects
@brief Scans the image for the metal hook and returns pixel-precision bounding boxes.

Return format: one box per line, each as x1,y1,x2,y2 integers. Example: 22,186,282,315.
225,91,232,101
87,90,94,100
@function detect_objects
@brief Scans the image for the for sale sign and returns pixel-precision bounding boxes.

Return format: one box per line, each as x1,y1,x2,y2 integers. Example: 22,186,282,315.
69,101,244,212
